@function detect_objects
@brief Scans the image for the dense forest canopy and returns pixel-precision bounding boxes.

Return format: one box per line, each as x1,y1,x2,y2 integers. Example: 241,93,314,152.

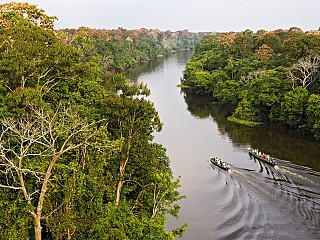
57,27,205,72
182,28,320,139
0,2,193,239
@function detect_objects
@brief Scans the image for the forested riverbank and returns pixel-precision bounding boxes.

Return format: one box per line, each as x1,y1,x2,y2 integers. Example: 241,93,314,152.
130,50,320,239
57,26,204,73
0,2,204,239
182,28,320,140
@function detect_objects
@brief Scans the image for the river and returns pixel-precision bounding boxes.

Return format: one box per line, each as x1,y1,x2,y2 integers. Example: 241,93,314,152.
126,52,320,240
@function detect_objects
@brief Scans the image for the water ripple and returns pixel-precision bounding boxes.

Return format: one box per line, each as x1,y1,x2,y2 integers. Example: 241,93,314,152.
208,161,320,240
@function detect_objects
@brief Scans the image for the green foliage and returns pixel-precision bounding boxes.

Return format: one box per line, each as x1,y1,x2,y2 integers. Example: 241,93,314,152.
213,79,240,102
280,87,309,127
182,28,320,139
306,94,320,139
0,2,186,239
283,33,320,64
232,98,259,122
88,203,176,240
229,30,255,59
187,70,213,94
255,32,282,54
0,2,57,30
0,191,34,240
227,116,261,127
58,27,203,73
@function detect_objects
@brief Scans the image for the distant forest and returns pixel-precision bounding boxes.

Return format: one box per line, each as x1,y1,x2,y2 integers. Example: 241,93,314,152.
57,27,205,72
182,28,320,139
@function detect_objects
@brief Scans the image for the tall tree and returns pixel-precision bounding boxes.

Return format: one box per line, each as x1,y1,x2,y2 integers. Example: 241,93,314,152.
306,94,320,139
104,74,162,206
0,107,104,240
287,55,320,89
280,87,309,127
0,5,80,117
0,2,56,30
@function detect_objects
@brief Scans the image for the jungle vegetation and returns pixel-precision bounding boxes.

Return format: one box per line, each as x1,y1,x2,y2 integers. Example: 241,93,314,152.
57,26,204,73
182,28,320,139
0,2,194,239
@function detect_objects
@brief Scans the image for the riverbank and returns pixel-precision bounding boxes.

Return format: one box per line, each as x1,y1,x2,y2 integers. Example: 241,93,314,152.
134,52,320,239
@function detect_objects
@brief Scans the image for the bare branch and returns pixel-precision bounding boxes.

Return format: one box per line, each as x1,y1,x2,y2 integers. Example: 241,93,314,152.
0,106,102,238
40,76,62,96
43,201,65,220
288,55,320,89
0,183,21,190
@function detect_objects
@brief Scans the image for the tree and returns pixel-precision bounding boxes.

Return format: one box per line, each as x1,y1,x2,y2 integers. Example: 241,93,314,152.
183,27,320,139
0,7,80,117
283,34,320,64
231,69,289,122
287,55,320,89
255,44,274,60
306,94,320,139
232,98,258,122
104,74,162,206
255,31,282,54
0,2,56,30
0,6,107,121
103,75,186,238
213,79,240,103
280,87,309,127
0,107,103,240
229,30,254,59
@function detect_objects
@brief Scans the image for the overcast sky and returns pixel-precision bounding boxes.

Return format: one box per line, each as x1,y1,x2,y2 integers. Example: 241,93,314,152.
4,0,320,32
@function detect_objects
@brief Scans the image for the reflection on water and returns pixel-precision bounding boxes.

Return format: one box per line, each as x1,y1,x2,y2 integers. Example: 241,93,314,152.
125,57,166,82
183,91,320,172
132,52,320,240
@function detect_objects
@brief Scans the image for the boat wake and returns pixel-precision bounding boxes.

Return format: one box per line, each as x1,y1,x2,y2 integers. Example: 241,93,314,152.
207,167,272,239
208,160,320,239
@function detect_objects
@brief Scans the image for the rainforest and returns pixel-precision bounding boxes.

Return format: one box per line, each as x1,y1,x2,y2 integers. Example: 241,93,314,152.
1,2,320,240
0,2,202,239
182,28,320,139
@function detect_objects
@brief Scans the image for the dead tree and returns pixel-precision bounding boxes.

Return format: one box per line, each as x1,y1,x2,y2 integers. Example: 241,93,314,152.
0,107,99,240
288,55,320,89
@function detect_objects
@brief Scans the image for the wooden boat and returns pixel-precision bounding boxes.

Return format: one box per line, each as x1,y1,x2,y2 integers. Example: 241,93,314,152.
247,147,276,166
209,157,230,170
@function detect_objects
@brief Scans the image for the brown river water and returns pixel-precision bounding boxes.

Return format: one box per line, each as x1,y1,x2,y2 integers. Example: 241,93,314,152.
126,51,320,240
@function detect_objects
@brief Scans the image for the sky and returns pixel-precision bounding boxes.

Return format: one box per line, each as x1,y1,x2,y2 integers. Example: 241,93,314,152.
2,0,320,32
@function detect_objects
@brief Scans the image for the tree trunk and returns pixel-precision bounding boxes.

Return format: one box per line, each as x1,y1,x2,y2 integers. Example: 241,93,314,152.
115,178,123,206
34,215,42,240
34,155,59,239
115,136,132,206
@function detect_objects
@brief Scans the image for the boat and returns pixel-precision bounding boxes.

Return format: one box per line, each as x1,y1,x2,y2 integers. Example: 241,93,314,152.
247,147,276,166
209,157,230,170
